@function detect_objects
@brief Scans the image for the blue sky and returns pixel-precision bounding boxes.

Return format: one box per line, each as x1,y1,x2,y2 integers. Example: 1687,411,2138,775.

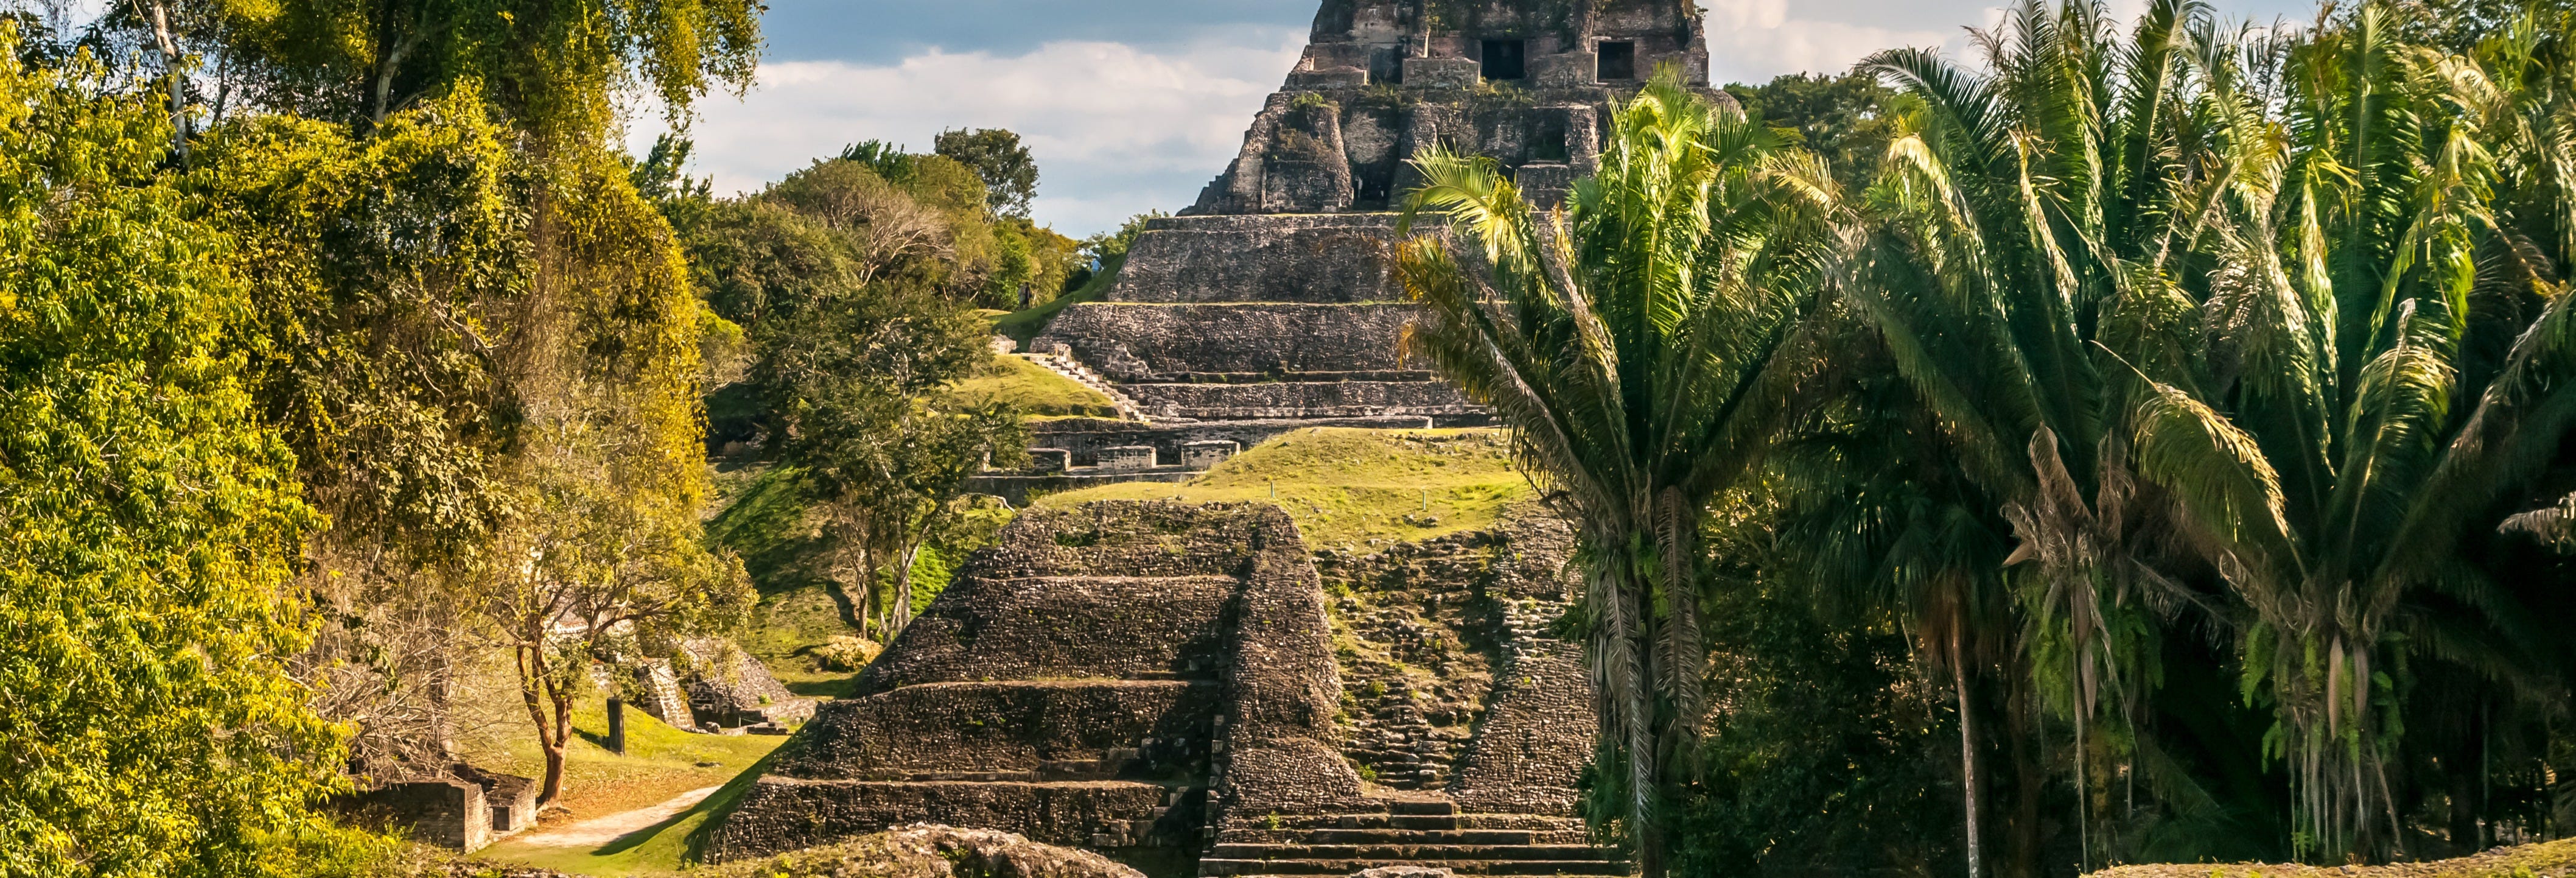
636,0,2325,237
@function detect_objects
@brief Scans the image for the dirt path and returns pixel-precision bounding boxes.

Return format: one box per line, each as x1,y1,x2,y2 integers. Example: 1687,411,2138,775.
506,785,724,849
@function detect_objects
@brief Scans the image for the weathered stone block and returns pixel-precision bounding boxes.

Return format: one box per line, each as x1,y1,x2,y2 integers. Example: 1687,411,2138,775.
1028,416,1430,468
343,779,489,851
772,680,1220,780
1530,52,1598,87
862,574,1237,691
1119,381,1474,421
708,779,1191,859
1179,441,1239,470
1287,68,1368,88
1402,57,1480,88
1108,214,1399,304
1042,303,1424,379
1027,448,1071,473
1098,446,1156,471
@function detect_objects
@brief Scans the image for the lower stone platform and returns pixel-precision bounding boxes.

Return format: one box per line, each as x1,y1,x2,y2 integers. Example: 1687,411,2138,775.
1121,382,1473,421
709,779,1203,859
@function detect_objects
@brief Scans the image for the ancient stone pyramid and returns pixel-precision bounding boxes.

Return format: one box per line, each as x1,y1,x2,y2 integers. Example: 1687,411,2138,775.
718,4,1715,874
1009,0,1718,484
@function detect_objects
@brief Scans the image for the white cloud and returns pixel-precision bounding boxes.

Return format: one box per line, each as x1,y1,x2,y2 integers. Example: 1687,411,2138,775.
1703,0,1958,83
632,30,1303,237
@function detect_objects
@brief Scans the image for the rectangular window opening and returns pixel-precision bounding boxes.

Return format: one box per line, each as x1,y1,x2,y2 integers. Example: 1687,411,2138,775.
1598,41,1637,80
1480,39,1526,80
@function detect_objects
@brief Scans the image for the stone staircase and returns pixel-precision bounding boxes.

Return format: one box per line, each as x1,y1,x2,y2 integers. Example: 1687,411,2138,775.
1198,800,1627,877
1021,350,1156,422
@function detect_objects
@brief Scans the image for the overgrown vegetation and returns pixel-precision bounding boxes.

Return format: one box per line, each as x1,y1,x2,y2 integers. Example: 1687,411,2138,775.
1399,2,2576,874
1035,429,1531,549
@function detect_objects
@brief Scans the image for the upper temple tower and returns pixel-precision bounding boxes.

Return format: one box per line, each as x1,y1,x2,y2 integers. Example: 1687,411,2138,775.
1187,0,1715,215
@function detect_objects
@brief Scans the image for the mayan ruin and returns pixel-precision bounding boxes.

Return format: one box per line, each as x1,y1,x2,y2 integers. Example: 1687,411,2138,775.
705,4,1716,872
26,0,2576,873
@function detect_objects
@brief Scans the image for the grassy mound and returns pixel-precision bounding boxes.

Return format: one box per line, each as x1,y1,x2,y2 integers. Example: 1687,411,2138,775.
945,354,1118,418
2090,839,2576,878
1032,427,1532,549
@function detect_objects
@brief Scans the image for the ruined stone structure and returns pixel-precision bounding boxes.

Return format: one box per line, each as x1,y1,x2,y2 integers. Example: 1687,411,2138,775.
1004,0,1721,470
712,502,1618,877
725,2,1707,873
339,762,537,852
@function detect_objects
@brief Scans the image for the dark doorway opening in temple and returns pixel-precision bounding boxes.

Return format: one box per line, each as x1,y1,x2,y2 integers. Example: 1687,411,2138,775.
1480,39,1525,80
1370,44,1403,85
1597,40,1636,80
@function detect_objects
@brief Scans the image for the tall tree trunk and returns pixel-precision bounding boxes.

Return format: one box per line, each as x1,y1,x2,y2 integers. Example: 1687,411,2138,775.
2008,672,2042,878
891,541,922,634
1953,629,1983,878
516,642,569,806
131,0,185,158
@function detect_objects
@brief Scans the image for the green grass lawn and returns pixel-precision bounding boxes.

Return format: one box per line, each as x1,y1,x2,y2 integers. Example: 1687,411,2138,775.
944,354,1118,418
1032,427,1533,549
466,698,788,877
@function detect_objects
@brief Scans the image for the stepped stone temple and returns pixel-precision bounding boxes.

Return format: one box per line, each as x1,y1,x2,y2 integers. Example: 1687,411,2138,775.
722,2,1720,874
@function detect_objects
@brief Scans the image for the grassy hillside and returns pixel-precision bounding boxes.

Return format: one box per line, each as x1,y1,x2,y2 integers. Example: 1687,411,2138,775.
701,464,866,696
944,354,1118,418
990,253,1116,347
1032,427,1532,549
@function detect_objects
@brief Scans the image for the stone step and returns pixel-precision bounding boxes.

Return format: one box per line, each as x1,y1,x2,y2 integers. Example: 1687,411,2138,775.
1197,859,1629,876
1217,829,1598,847
1210,844,1615,862
1252,813,1584,831
1299,829,1540,845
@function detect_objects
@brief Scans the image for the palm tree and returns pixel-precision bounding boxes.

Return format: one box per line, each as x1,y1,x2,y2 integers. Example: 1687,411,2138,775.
2124,2,2576,858
1845,0,2273,861
1392,74,1841,876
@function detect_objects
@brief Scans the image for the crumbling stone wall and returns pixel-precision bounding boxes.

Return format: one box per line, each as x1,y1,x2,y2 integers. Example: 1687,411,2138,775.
1040,304,1430,381
1118,379,1472,422
1190,0,1714,216
1314,504,1598,813
773,681,1219,781
710,502,1353,862
1103,214,1399,305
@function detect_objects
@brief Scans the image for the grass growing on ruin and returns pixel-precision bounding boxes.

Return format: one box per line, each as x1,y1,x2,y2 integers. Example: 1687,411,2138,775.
990,256,1116,346
944,353,1118,418
1033,427,1533,549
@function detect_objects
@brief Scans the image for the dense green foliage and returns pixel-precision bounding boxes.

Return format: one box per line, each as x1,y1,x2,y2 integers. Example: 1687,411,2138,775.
1397,73,1842,875
681,142,1085,641
0,34,371,877
934,127,1041,219
1404,1,2576,873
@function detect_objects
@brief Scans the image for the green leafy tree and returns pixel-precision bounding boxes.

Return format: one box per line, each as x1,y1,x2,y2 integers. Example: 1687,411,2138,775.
759,290,1024,637
2118,2,2576,858
1395,74,1841,876
0,35,365,877
1724,71,1913,191
934,127,1039,219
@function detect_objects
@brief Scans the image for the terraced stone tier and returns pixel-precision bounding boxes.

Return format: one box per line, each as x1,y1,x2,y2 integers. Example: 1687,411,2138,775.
1200,801,1629,878
768,680,1220,781
707,778,1203,860
1107,214,1399,304
1121,381,1474,421
1040,303,1424,381
859,576,1239,694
